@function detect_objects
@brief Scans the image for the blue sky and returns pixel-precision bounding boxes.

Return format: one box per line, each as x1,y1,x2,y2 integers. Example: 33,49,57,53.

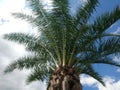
0,0,120,90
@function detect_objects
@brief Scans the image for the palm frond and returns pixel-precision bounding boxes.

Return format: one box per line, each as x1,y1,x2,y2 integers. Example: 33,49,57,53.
81,66,105,86
4,55,48,73
12,13,35,23
26,66,51,83
4,33,37,45
98,37,120,56
52,0,69,17
102,33,120,37
26,0,47,19
78,56,120,68
94,57,120,67
12,13,45,31
4,33,57,64
75,0,99,26
25,40,57,63
76,35,120,60
26,0,49,31
91,6,120,35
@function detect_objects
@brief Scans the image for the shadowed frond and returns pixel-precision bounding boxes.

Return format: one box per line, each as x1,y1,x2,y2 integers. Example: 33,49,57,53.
102,33,120,37
91,6,120,35
81,66,105,86
75,0,99,25
98,37,120,56
52,0,69,12
94,57,120,67
78,57,120,68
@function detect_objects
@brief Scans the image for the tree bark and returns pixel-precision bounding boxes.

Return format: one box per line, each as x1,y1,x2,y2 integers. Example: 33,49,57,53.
47,75,82,90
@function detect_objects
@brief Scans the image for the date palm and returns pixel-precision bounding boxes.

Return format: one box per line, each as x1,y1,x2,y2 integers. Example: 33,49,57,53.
3,0,120,90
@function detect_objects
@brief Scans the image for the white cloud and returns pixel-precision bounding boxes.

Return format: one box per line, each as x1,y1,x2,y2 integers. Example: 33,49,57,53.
80,75,120,90
117,69,120,72
113,56,120,73
80,74,98,86
113,27,120,34
42,0,53,10
0,69,47,90
0,38,26,67
0,38,47,90
81,0,88,3
0,0,46,90
97,76,120,90
0,0,25,19
113,56,120,64
0,0,33,35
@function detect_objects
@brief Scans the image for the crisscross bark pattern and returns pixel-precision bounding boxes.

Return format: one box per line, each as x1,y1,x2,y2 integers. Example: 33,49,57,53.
47,66,82,90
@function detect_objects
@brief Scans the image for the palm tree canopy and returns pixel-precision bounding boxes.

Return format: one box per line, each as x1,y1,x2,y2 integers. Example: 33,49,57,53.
3,0,120,86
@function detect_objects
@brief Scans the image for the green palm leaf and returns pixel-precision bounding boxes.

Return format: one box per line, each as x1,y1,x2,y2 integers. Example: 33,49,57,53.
75,0,99,25
4,33,37,46
81,66,105,86
91,6,120,35
26,66,51,83
4,55,48,73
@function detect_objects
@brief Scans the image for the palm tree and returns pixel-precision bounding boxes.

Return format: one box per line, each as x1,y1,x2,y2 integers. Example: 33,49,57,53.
3,0,120,90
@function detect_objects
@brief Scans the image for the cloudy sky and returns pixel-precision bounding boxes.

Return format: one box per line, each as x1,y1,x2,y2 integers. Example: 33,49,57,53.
0,0,120,90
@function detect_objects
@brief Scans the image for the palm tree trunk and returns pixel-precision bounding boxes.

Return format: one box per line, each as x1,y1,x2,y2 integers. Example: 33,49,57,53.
47,74,82,90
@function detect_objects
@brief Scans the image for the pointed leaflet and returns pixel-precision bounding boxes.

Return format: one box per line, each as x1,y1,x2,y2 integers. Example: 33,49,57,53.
81,66,105,86
4,55,48,73
75,0,99,25
91,6,120,35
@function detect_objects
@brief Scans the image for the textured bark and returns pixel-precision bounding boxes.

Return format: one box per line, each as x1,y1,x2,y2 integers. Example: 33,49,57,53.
47,69,82,90
47,75,82,90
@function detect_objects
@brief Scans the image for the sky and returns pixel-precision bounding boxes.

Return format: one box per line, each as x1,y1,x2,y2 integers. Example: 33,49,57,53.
0,0,120,90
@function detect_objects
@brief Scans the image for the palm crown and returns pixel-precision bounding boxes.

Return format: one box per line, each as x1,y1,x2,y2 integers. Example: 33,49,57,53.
4,0,120,87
